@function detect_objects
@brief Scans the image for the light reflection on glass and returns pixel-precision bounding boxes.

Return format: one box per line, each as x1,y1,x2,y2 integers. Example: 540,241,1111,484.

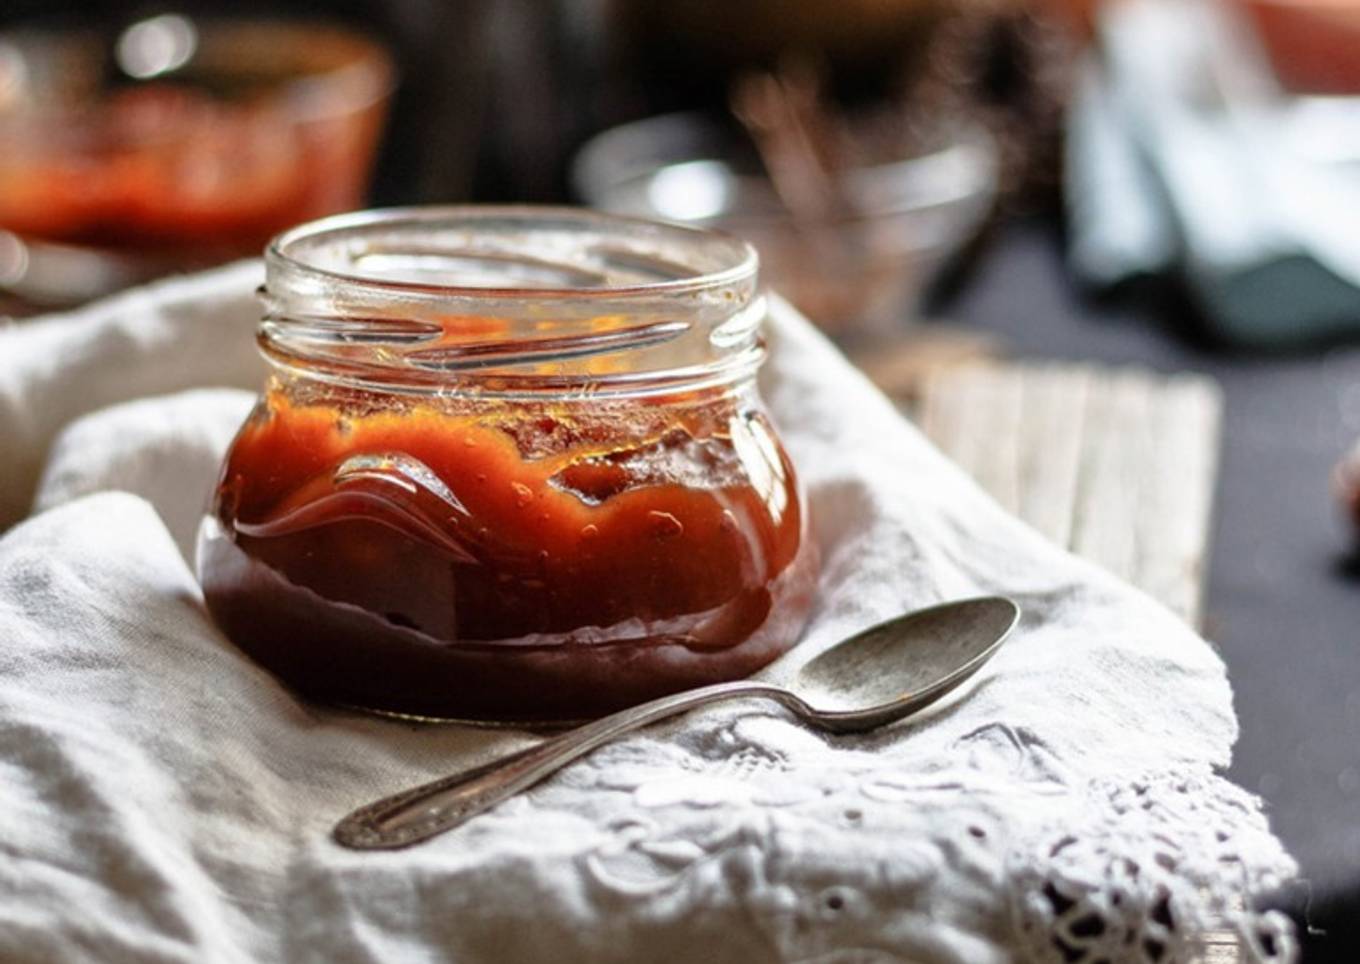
116,14,198,81
647,160,734,222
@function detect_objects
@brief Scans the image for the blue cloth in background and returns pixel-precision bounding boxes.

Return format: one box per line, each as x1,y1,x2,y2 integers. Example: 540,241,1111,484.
1065,0,1360,349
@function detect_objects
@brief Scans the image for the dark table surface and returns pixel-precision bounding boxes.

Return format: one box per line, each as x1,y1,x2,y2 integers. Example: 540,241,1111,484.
942,218,1360,958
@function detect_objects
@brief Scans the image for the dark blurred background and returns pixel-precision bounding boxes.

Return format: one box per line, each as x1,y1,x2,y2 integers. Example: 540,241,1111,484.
0,0,1069,206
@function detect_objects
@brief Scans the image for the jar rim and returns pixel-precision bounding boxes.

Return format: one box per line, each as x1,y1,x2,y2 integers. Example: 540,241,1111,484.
266,204,760,301
260,205,767,399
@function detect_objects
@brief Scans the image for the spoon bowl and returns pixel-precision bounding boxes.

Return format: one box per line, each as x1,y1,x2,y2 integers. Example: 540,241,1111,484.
797,594,1020,722
334,595,1020,850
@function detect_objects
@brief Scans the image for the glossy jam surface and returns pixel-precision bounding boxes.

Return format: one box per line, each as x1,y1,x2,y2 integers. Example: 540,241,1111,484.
198,384,816,721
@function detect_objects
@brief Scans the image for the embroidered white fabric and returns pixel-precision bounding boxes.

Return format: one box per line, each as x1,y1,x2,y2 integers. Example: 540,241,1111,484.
0,263,1297,963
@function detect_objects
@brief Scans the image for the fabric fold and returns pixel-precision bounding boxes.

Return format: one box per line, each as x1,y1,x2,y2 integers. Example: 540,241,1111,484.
0,263,1298,962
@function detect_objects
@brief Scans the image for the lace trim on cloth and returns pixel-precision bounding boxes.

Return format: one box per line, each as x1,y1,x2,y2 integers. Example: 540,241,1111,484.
534,715,1299,964
1008,771,1297,964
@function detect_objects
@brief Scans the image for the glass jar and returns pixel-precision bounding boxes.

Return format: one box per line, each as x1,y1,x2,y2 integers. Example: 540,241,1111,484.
197,207,818,723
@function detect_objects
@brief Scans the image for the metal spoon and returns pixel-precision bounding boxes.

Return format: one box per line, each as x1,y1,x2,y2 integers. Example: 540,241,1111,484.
333,595,1020,851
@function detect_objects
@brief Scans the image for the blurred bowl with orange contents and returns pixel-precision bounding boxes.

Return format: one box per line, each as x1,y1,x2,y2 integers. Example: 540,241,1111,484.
1236,0,1360,93
0,16,393,308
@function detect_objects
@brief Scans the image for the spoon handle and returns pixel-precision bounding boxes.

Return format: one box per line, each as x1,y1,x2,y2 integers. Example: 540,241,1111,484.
333,680,803,850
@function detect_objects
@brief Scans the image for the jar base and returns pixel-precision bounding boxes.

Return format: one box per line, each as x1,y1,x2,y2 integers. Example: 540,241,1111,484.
198,516,819,724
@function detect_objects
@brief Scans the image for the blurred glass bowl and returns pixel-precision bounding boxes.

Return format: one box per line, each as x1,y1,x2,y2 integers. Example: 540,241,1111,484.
0,17,393,308
572,111,998,336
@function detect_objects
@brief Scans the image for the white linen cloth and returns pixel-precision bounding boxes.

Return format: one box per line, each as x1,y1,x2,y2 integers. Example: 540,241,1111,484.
0,263,1297,963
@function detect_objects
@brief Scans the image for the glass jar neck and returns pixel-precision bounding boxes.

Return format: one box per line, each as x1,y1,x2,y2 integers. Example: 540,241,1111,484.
259,206,766,400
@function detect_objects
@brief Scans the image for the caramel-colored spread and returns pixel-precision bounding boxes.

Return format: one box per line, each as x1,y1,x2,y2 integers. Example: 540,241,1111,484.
199,389,816,720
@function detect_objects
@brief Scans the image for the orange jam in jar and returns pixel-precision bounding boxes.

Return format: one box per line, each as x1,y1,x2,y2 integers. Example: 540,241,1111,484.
197,207,817,722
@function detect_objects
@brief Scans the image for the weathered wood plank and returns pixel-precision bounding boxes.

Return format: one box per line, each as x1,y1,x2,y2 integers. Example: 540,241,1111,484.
1016,363,1092,548
900,360,1222,627
1069,369,1155,599
1134,373,1223,629
919,365,1025,516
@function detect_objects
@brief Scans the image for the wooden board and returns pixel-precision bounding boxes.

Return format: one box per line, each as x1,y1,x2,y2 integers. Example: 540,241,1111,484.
900,360,1223,628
